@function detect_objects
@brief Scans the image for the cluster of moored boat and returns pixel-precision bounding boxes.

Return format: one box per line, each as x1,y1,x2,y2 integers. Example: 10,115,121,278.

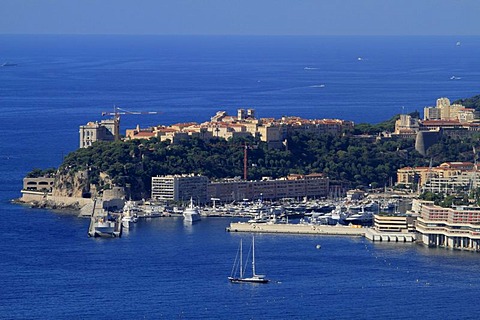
88,196,401,238
90,198,203,237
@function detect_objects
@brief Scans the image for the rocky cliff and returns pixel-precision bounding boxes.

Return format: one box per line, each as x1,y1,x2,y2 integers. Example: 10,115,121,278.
53,169,90,198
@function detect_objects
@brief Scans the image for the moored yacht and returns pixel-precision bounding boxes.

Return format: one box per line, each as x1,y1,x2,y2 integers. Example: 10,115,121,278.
183,198,201,223
93,218,117,237
122,200,139,228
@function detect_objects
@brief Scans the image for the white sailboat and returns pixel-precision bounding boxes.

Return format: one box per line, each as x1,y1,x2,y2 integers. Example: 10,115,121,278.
228,237,269,284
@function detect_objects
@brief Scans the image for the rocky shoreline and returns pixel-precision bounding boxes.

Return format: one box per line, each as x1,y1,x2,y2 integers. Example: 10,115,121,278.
12,197,85,211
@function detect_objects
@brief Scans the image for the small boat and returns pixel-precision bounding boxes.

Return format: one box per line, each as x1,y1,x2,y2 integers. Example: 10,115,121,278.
228,237,269,284
183,198,201,223
1,62,17,67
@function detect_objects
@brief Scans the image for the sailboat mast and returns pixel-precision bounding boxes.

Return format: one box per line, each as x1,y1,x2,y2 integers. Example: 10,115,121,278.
252,236,256,276
240,239,243,278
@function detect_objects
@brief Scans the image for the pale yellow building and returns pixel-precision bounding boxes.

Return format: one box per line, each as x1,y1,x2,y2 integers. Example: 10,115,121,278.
397,162,475,190
79,118,119,148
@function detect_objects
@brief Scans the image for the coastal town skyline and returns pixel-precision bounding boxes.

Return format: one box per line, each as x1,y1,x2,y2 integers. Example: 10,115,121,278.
1,0,480,36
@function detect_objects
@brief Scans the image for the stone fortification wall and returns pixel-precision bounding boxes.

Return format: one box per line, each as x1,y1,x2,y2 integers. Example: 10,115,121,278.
19,191,93,211
415,130,441,156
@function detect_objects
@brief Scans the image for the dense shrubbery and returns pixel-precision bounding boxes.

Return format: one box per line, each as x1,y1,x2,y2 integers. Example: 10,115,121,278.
454,95,480,111
26,168,56,178
419,191,478,207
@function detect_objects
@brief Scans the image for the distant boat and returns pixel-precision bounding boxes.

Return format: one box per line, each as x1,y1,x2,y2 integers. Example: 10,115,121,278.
357,57,363,61
183,197,201,223
456,41,461,46
450,76,461,80
1,62,17,67
228,236,269,284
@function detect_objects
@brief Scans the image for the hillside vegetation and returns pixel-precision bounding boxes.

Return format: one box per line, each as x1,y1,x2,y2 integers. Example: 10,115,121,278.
454,94,480,110
30,112,479,200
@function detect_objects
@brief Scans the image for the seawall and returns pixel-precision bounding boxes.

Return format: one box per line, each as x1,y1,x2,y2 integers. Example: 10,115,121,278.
16,190,93,211
226,222,366,236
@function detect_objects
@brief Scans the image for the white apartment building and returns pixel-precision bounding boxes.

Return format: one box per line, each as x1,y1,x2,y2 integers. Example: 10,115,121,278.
151,174,208,204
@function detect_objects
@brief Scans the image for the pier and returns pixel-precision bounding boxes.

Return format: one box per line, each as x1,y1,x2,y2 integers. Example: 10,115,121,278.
364,228,415,242
227,222,416,242
88,199,122,238
226,222,366,236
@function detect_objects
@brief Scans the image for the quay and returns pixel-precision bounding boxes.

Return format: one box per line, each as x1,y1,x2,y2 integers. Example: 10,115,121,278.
226,222,416,242
226,222,365,236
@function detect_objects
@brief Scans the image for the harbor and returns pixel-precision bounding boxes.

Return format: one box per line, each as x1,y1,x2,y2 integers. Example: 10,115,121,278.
78,193,419,243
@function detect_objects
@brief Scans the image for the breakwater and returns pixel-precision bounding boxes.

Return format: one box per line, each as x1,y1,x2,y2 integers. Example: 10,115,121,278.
226,222,416,242
227,222,365,236
16,190,92,211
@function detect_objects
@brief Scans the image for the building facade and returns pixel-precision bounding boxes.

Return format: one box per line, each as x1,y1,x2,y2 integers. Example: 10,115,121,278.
23,177,55,192
79,118,119,148
207,174,329,202
396,162,476,191
151,174,208,204
415,202,480,251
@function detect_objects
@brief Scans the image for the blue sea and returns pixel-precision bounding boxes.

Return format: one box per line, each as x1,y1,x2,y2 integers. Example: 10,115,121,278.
1,35,480,319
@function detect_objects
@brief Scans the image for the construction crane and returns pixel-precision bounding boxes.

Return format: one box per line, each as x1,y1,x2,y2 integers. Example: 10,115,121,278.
101,105,160,121
100,105,160,141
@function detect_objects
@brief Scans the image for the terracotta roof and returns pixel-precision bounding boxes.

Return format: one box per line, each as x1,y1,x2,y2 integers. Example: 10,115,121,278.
155,128,177,133
134,132,155,137
421,120,461,125
172,122,197,128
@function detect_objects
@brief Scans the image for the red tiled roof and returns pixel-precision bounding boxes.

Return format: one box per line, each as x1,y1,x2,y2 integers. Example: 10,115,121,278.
134,132,155,137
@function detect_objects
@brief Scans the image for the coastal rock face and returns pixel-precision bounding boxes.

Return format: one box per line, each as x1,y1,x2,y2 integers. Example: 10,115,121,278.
53,170,90,198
